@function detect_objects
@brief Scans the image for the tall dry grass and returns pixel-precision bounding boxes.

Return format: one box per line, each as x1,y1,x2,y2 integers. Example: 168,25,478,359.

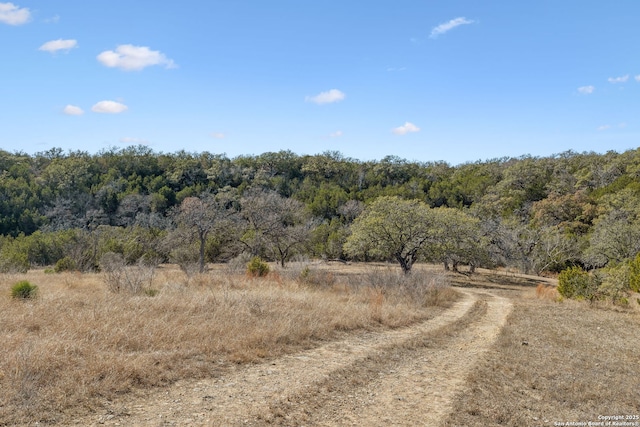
535,282,559,301
0,263,455,425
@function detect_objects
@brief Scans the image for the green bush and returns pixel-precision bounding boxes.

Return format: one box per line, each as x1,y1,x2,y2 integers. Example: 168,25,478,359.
599,265,630,305
11,280,38,300
557,266,600,300
247,256,270,277
54,256,76,273
628,253,640,293
0,249,30,273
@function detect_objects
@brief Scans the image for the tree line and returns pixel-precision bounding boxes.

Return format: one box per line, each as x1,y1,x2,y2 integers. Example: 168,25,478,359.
0,145,639,285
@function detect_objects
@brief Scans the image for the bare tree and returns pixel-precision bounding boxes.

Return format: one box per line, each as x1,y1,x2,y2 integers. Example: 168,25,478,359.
240,189,315,267
170,194,236,273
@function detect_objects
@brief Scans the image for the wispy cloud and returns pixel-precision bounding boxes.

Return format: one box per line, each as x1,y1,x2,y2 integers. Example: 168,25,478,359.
0,2,30,25
608,75,629,84
305,89,345,105
577,85,594,95
597,123,627,131
44,14,60,24
430,17,474,38
119,137,149,145
635,75,640,82
97,45,176,71
329,130,343,138
392,122,420,135
63,105,84,116
210,132,226,139
39,39,78,54
92,100,128,114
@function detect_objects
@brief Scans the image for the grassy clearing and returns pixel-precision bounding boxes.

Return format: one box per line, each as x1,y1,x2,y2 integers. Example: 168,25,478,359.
444,286,640,426
0,262,455,426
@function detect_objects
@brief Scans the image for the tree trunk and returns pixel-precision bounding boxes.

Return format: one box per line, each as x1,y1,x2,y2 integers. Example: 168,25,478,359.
199,231,206,274
396,254,412,275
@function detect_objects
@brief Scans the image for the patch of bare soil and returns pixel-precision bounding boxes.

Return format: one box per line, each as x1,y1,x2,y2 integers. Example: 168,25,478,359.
67,288,511,426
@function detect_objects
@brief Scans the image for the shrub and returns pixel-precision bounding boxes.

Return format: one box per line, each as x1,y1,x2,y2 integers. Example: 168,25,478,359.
599,264,631,304
628,253,640,293
557,266,600,300
11,280,38,300
144,288,159,297
247,256,270,277
0,250,30,273
54,256,76,273
226,252,252,275
170,246,200,277
100,252,156,294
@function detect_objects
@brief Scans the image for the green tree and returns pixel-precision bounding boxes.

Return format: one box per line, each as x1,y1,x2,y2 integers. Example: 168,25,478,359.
428,208,489,272
584,188,640,267
344,196,435,274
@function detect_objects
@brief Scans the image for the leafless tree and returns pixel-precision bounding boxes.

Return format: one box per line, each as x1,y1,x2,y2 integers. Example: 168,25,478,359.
170,194,237,273
240,189,316,268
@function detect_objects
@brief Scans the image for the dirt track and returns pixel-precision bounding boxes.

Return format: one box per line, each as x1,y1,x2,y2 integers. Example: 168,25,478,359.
73,288,512,426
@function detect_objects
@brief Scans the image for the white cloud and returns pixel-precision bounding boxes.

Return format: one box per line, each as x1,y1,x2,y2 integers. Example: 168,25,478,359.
211,132,226,139
635,75,640,82
597,125,611,131
608,75,629,84
430,17,474,38
97,44,176,71
329,130,343,138
119,137,149,145
92,100,128,114
0,2,30,25
39,39,78,53
44,15,60,24
63,105,84,116
392,122,420,135
305,89,345,105
577,85,594,94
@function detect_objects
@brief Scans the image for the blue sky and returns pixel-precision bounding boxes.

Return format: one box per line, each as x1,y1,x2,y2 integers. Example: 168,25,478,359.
1,1,639,165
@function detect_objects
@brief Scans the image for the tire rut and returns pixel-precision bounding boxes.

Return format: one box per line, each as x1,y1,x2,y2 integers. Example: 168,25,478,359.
277,290,512,426
72,289,510,426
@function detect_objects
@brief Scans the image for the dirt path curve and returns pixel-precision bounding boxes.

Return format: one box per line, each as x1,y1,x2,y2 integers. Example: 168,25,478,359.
75,289,511,426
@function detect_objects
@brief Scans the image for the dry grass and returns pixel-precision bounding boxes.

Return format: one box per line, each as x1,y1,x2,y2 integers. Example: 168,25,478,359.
535,283,560,301
444,289,640,426
0,263,455,425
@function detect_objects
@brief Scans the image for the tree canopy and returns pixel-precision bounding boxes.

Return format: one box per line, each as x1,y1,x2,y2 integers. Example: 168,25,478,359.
344,196,435,274
0,146,639,278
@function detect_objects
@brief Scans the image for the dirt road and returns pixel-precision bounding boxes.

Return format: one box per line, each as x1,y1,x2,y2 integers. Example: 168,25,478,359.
74,288,512,426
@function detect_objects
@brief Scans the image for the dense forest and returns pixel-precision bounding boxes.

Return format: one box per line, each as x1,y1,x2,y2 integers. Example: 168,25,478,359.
1,145,639,299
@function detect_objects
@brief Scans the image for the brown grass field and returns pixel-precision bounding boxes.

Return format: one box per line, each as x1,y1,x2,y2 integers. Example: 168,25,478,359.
445,272,640,426
0,262,455,426
1,262,639,426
